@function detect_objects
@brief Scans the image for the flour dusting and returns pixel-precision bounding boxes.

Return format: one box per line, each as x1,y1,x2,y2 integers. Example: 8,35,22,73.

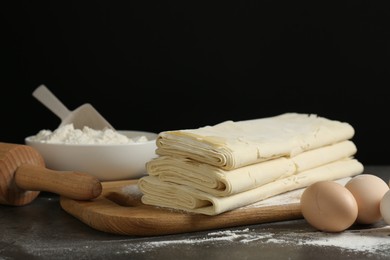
244,177,351,208
122,184,143,198
299,226,390,252
123,224,390,257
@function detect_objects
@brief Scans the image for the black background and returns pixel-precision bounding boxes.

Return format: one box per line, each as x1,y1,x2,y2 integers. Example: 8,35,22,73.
1,1,389,165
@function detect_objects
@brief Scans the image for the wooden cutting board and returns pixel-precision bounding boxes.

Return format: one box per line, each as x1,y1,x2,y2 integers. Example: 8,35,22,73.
60,180,303,236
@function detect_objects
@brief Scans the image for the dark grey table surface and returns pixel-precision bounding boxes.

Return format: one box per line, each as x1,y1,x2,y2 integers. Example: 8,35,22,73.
1,165,390,260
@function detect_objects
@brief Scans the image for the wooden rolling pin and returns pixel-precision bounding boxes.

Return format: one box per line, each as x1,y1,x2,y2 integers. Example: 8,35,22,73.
0,142,102,206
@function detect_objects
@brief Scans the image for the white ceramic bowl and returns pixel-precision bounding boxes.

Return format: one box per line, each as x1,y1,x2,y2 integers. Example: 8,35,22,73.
25,130,158,181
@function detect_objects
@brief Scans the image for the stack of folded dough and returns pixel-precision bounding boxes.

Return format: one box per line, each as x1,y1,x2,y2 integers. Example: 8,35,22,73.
138,113,364,215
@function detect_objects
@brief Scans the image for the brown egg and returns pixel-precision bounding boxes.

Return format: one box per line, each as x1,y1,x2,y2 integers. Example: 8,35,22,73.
345,174,389,224
300,180,358,232
380,189,390,225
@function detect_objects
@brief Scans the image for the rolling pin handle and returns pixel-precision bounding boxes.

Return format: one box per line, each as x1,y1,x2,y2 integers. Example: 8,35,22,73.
15,164,102,200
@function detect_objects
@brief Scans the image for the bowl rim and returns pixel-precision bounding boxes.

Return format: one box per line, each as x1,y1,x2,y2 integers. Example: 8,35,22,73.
25,130,158,147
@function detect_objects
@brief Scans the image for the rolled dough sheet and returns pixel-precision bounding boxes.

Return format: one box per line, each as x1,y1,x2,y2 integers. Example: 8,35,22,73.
156,113,355,170
139,158,364,215
147,140,357,196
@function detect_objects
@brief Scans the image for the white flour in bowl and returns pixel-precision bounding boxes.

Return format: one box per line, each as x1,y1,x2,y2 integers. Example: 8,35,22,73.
29,124,149,144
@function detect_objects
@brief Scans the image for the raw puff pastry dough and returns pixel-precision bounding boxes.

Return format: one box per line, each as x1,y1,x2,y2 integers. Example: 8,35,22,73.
147,140,357,196
156,113,355,170
139,113,362,215
139,158,364,215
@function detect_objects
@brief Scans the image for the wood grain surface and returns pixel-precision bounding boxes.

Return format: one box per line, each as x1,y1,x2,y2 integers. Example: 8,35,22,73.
0,142,43,205
0,142,102,206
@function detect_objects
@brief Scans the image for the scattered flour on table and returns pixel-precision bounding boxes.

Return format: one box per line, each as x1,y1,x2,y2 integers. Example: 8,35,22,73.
29,124,148,144
125,225,390,256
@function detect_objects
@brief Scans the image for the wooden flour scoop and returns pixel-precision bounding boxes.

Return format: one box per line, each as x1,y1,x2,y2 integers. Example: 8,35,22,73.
0,142,102,206
32,85,114,130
